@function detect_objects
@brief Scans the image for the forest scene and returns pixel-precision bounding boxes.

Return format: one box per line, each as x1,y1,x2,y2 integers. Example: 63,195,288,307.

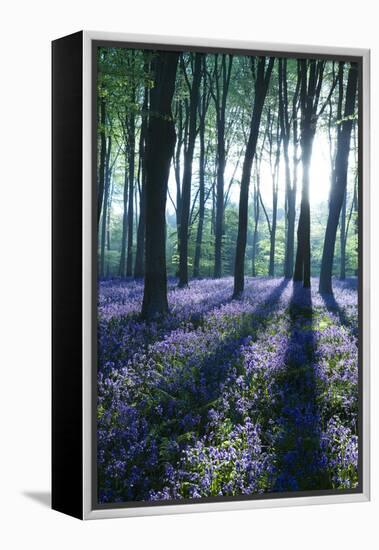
96,46,359,504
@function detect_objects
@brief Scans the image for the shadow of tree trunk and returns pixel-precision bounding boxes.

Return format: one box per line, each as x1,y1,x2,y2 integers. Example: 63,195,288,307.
272,282,331,491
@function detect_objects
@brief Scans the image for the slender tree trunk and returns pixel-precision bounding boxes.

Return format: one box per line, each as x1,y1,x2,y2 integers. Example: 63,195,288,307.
134,181,145,277
279,58,300,279
97,96,107,224
319,63,358,294
293,59,326,288
106,177,114,277
134,79,149,278
174,99,185,262
285,188,296,277
141,51,179,319
251,170,260,277
213,55,233,278
193,64,208,278
233,57,274,298
340,189,347,279
211,180,216,237
126,93,136,276
178,54,202,287
100,135,112,278
119,151,128,277
293,140,312,287
269,187,278,276
214,126,225,278
268,113,281,277
353,171,358,277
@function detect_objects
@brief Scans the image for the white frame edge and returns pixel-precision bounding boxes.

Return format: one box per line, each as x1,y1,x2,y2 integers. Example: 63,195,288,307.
82,30,370,520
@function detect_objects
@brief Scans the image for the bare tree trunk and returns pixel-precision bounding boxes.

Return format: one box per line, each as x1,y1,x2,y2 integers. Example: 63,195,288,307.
173,99,185,263
269,186,278,276
119,151,128,277
294,59,326,288
106,177,114,277
293,140,312,287
279,59,300,279
233,56,274,298
319,63,358,294
141,51,179,319
267,109,281,276
251,167,260,277
340,188,347,279
134,77,149,278
193,60,208,278
100,135,112,278
126,89,136,276
97,96,107,224
178,53,202,287
213,55,233,278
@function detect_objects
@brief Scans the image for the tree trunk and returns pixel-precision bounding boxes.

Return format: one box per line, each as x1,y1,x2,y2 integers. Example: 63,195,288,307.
319,63,358,294
279,58,300,279
233,56,274,298
268,111,281,277
134,79,149,278
173,99,185,264
251,169,260,277
106,177,114,277
214,127,225,278
100,135,112,278
193,60,208,278
213,55,233,278
97,96,107,224
293,141,312,287
118,151,128,277
178,53,202,287
141,51,179,319
293,59,325,288
126,93,135,276
269,188,278,276
134,180,145,278
340,188,347,279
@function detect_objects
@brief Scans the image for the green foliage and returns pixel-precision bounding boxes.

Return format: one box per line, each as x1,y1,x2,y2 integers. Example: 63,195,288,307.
96,47,359,282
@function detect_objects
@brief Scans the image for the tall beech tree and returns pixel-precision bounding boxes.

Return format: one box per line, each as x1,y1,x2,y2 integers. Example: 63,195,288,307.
233,56,274,298
259,106,281,276
293,59,335,288
141,51,179,319
211,54,233,278
99,133,112,277
193,57,210,278
126,76,136,276
319,62,358,294
339,82,358,281
251,151,263,276
97,95,107,224
342,123,359,279
119,149,129,277
178,53,202,287
134,76,149,278
279,58,301,279
173,97,187,262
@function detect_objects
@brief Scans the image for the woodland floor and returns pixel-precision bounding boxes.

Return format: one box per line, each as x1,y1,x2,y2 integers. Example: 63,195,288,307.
97,276,359,503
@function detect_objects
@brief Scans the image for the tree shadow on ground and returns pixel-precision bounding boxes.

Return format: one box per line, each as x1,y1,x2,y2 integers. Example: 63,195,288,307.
319,291,353,333
152,279,289,452
272,282,331,492
101,278,291,500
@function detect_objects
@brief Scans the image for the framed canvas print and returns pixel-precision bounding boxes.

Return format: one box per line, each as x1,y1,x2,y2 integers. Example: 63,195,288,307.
52,31,370,519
